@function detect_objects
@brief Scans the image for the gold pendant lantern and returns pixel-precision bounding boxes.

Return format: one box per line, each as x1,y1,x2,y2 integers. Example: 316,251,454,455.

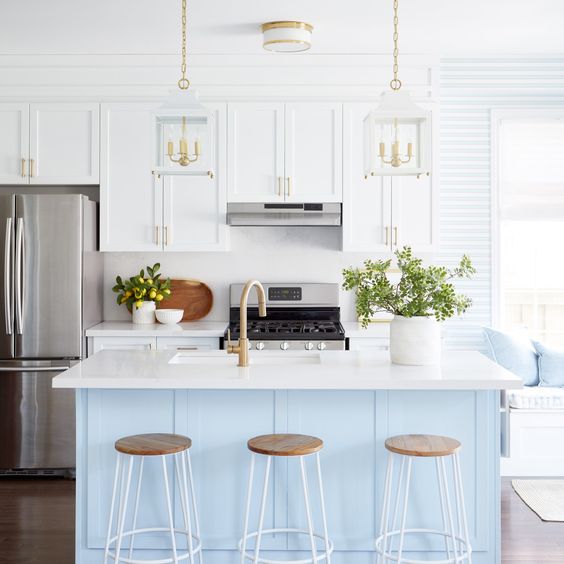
364,0,432,178
154,0,214,178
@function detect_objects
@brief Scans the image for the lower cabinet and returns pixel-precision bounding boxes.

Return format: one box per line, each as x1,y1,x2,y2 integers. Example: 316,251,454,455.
77,389,500,564
88,336,220,356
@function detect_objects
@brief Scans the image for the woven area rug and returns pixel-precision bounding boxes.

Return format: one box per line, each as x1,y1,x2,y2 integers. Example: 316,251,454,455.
512,479,564,522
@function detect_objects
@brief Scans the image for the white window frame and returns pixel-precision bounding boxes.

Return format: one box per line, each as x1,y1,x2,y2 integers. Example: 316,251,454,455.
491,108,564,328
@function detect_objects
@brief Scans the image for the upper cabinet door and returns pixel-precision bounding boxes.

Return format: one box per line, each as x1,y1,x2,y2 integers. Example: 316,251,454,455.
391,174,438,253
29,103,99,184
284,103,343,202
163,104,228,252
342,103,391,253
100,103,161,252
0,104,29,185
227,103,284,202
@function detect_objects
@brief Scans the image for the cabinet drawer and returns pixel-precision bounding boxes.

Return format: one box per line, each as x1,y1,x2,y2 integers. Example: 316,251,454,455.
89,337,157,356
156,337,220,352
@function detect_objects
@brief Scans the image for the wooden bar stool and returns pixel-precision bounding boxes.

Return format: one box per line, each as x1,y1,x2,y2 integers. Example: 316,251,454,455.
239,433,333,564
104,433,203,564
375,434,472,564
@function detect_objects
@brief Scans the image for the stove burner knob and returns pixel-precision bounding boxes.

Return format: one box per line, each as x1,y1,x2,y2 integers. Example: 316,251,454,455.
247,341,252,350
317,342,327,351
280,342,289,351
256,342,265,351
304,342,314,351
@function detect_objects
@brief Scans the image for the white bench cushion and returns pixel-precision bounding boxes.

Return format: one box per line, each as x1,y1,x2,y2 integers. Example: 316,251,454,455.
508,387,564,410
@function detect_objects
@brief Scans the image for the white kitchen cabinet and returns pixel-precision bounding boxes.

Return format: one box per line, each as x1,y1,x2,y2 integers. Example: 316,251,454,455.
0,104,29,184
227,102,284,203
0,102,99,185
284,103,342,202
342,103,437,253
100,102,160,252
227,102,342,203
29,103,99,184
101,102,227,253
88,336,157,356
159,103,228,252
155,337,219,351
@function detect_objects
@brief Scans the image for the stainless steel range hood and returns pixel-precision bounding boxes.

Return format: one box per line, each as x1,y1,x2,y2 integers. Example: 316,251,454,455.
227,203,342,227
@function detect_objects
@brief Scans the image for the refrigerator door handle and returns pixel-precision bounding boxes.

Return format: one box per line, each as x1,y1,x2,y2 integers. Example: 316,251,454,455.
4,218,12,335
0,366,69,372
15,217,23,335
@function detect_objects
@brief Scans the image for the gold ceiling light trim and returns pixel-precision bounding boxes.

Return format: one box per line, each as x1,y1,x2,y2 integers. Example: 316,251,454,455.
261,21,314,33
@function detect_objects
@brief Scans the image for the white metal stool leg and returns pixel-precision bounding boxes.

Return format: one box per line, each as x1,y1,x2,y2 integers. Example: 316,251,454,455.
376,452,394,564
161,455,179,564
115,455,134,563
128,456,145,561
105,452,122,564
300,456,318,564
395,457,412,563
453,453,472,564
241,453,256,564
439,457,459,563
186,449,204,564
253,455,272,564
175,451,195,564
315,452,331,564
436,457,454,560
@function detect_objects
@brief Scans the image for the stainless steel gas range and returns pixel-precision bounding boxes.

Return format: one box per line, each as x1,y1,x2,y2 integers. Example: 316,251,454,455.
222,283,346,352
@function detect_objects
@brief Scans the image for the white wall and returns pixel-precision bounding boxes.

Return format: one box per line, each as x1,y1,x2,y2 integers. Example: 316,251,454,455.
103,228,375,322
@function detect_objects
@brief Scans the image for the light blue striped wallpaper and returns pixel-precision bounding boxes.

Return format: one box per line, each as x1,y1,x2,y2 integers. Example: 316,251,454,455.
439,58,564,350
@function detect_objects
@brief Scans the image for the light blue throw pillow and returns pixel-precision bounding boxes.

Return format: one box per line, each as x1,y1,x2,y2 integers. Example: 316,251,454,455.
533,341,564,388
483,327,539,386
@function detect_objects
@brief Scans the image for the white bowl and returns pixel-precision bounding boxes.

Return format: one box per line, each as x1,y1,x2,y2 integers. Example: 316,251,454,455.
155,309,184,325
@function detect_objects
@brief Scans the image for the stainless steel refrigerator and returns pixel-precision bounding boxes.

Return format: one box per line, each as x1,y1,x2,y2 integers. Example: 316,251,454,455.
0,194,102,472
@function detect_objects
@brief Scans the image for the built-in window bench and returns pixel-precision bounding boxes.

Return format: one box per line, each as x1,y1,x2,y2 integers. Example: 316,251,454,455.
501,387,564,476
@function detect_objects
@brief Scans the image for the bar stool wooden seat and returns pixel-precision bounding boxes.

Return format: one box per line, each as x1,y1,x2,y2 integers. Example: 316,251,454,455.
104,433,202,564
240,433,333,563
376,434,472,564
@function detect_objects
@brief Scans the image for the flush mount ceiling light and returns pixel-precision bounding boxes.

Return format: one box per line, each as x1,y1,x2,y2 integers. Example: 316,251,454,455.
261,21,314,53
363,0,432,177
153,0,214,178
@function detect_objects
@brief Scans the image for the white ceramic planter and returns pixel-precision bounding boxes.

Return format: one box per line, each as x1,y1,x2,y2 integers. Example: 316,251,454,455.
131,301,156,325
389,315,441,365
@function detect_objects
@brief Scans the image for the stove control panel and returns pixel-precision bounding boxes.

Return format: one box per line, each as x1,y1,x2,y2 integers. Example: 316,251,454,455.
268,287,302,301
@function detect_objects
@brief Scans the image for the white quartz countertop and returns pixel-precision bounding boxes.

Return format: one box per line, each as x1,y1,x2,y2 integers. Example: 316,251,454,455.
53,350,521,391
86,321,228,338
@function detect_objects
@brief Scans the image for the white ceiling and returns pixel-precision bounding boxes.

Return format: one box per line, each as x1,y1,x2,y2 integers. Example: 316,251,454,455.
0,0,563,56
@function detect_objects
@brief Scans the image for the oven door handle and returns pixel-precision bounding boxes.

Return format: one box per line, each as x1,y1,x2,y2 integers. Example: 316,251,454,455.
0,366,69,372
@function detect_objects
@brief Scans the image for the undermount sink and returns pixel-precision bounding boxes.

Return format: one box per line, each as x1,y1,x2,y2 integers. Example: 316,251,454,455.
169,352,321,366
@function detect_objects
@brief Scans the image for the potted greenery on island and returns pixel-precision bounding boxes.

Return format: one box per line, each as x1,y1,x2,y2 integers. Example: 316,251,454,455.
343,246,475,365
112,263,172,324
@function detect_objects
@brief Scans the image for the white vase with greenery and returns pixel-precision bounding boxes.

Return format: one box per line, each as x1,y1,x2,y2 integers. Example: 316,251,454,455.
343,247,475,365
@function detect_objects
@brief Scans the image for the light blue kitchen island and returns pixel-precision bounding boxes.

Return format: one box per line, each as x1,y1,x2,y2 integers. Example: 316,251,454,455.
53,349,521,564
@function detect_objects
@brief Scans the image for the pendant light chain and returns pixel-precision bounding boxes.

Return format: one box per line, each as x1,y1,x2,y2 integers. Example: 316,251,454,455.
178,0,190,90
390,0,402,91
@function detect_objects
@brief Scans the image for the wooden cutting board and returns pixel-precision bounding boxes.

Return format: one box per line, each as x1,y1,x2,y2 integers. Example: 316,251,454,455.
158,279,213,322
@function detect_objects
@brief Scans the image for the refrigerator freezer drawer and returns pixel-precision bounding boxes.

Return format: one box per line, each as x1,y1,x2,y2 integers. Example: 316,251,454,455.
0,361,75,470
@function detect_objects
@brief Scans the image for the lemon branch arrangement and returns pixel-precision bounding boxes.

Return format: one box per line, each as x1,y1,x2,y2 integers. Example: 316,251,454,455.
112,263,172,310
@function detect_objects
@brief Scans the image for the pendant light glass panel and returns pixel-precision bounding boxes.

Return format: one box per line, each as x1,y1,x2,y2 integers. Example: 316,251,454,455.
154,91,214,176
364,91,432,177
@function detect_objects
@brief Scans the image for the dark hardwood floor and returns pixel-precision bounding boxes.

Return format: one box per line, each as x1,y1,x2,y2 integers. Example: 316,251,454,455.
0,477,562,562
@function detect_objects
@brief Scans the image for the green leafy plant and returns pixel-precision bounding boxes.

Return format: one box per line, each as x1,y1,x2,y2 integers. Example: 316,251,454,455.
342,246,476,327
112,263,172,310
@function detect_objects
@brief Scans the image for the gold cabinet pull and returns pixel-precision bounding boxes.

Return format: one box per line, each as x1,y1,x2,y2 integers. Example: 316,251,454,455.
164,226,168,246
155,226,160,246
29,159,35,178
385,226,389,246
393,226,398,246
286,177,291,197
278,177,283,197
21,159,26,178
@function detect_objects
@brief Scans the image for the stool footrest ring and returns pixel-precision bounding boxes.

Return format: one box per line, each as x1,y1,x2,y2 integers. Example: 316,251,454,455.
238,527,334,564
375,528,472,564
106,527,202,564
